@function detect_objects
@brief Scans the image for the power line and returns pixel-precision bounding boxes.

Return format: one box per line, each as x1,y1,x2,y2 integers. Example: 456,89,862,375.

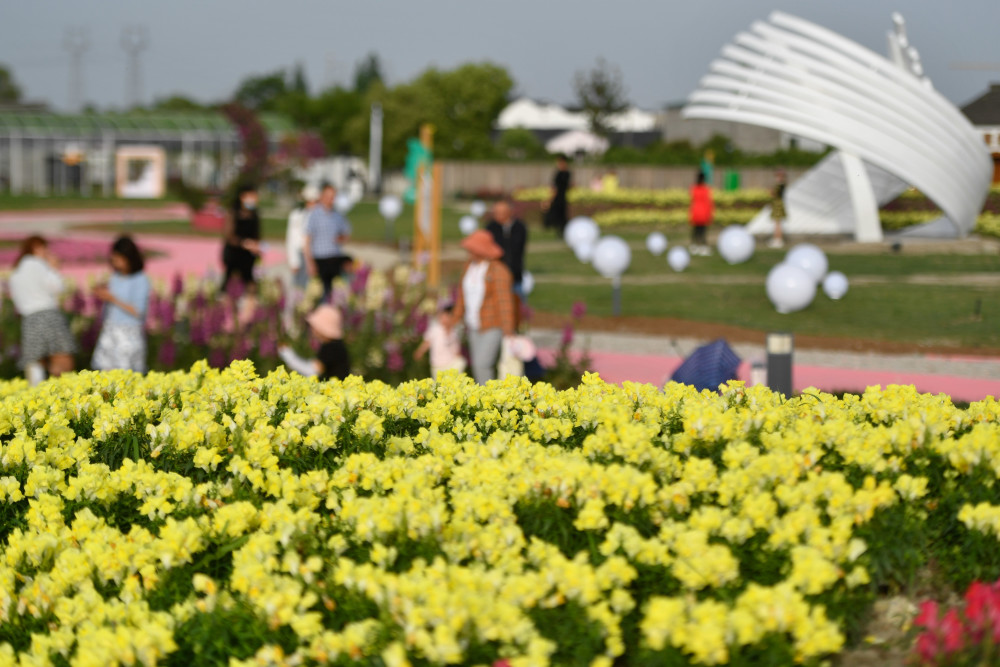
63,27,88,111
120,25,149,108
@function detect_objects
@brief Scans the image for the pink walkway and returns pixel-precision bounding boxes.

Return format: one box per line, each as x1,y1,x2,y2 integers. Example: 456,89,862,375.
537,349,1000,403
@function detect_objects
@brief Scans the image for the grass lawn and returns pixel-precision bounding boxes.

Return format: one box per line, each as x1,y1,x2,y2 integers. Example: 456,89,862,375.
524,231,1000,350
527,243,1000,278
530,280,999,349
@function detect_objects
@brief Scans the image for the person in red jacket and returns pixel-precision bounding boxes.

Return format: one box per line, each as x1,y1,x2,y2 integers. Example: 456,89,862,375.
689,171,714,256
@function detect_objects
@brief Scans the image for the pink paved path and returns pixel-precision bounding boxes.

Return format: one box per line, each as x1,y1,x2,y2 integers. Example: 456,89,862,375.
536,350,1000,404
0,204,189,225
4,230,997,401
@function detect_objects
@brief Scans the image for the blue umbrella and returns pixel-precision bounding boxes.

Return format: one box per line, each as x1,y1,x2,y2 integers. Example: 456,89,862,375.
670,339,741,392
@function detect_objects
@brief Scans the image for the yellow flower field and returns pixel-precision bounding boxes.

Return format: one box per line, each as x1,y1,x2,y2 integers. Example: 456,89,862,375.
0,363,998,665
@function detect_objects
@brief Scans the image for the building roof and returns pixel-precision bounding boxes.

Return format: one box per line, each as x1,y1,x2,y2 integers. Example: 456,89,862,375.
0,111,296,137
496,97,657,133
961,83,1000,125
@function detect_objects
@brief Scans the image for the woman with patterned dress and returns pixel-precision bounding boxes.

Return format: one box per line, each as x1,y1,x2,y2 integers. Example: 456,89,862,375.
92,236,151,372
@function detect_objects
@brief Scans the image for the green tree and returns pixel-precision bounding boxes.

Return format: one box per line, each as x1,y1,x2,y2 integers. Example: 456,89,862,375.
343,62,513,168
496,128,545,160
312,86,365,154
0,64,22,104
233,70,288,111
290,62,309,96
151,94,207,112
353,53,383,94
573,57,628,137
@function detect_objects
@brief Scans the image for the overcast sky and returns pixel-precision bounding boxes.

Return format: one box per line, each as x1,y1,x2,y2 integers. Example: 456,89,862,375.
2,0,998,113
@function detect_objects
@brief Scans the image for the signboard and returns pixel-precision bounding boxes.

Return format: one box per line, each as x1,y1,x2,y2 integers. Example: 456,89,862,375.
115,145,166,199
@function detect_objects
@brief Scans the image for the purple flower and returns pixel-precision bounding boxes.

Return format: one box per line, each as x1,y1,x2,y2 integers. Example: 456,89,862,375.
225,277,245,301
69,288,86,314
258,332,277,358
158,338,176,368
387,351,404,373
193,292,207,311
571,301,587,319
208,347,226,368
350,265,371,295
414,313,429,336
171,273,184,297
159,301,176,329
561,324,574,347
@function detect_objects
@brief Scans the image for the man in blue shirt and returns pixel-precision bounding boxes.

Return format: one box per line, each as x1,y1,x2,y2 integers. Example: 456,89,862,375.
304,183,352,301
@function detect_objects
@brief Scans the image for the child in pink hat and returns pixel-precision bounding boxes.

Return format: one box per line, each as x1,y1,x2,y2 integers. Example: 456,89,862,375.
278,304,351,380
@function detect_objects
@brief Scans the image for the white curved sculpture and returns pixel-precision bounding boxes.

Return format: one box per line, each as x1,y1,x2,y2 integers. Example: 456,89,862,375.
683,12,992,241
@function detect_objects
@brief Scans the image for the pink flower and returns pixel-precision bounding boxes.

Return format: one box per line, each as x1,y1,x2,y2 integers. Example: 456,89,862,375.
560,324,574,347
941,608,965,653
571,300,587,319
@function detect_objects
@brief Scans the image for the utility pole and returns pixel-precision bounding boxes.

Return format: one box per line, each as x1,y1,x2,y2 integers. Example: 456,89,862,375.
121,25,149,109
64,27,89,112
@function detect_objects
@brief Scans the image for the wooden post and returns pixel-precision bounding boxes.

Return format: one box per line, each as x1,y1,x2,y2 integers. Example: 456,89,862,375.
429,162,443,287
413,124,435,272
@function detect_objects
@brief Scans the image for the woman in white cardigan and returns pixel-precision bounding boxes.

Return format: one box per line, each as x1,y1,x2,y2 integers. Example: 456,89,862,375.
8,236,76,385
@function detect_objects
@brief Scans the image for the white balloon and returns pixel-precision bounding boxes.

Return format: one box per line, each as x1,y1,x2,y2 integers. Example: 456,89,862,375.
785,243,828,283
667,246,690,272
573,241,596,263
470,200,487,217
822,271,849,300
521,270,535,295
717,226,755,265
378,195,403,221
334,192,354,214
564,216,600,250
766,262,817,313
591,236,632,278
646,232,668,256
458,215,478,236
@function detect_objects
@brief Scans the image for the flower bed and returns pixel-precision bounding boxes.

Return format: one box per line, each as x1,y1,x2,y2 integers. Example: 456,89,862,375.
0,367,997,665
513,186,1000,237
0,267,433,384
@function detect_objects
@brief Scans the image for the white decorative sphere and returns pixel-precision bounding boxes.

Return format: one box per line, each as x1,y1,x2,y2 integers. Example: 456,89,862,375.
646,232,668,256
458,215,478,236
822,271,849,300
564,216,600,250
766,262,817,313
667,246,690,272
573,241,596,263
334,192,354,214
378,195,403,221
521,270,535,295
717,226,755,265
470,200,487,217
785,243,828,283
591,236,632,279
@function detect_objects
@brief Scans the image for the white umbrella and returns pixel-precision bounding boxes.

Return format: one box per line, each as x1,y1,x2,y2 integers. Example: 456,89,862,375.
545,130,610,156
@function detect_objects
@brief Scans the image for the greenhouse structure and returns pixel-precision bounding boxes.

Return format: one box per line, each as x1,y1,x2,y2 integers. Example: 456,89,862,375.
0,111,295,196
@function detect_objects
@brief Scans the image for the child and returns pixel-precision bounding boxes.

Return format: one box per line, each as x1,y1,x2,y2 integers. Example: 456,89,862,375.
92,236,151,372
413,303,466,379
689,171,714,256
278,304,350,380
8,235,76,385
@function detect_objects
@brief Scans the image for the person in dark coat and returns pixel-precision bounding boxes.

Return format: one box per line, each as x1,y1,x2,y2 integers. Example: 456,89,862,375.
221,184,261,293
544,154,571,235
485,200,528,298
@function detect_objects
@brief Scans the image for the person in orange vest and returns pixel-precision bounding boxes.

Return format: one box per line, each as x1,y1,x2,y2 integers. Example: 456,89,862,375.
689,171,714,256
